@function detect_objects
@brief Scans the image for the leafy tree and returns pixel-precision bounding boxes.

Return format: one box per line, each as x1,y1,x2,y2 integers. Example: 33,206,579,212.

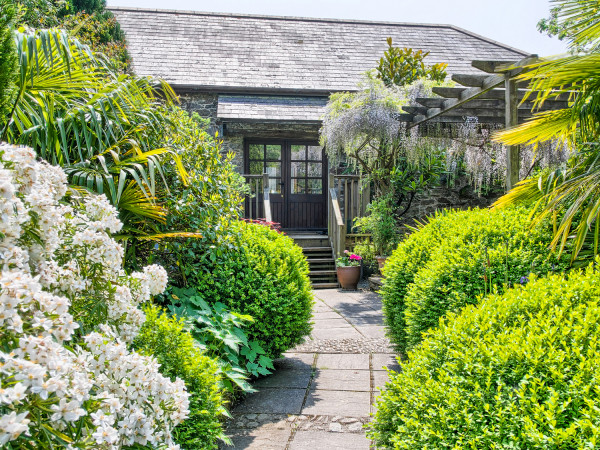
16,0,129,71
537,0,593,52
0,0,17,118
376,37,447,87
494,0,600,263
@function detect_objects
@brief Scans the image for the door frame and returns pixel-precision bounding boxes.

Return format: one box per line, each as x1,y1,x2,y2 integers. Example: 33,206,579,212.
244,138,328,230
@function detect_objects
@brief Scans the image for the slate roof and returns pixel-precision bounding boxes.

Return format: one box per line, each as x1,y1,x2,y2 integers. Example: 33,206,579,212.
111,7,529,94
217,95,327,122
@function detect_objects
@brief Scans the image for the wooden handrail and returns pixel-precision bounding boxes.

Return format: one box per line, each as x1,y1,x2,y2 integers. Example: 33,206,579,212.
241,172,272,221
328,185,346,258
263,189,272,223
329,188,344,227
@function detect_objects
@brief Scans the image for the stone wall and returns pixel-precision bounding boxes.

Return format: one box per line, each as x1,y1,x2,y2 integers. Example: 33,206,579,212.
399,178,502,227
179,92,320,173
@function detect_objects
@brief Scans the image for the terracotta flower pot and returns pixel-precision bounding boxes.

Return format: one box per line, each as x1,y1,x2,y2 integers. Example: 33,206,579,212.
337,265,361,290
375,256,388,273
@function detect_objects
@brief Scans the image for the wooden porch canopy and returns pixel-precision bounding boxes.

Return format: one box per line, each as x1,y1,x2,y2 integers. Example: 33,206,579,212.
395,55,569,189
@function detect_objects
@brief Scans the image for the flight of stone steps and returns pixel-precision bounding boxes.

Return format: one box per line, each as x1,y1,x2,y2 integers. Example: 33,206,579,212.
289,233,338,289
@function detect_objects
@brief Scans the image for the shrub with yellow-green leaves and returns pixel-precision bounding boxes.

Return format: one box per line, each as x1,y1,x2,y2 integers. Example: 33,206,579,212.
370,265,600,449
382,206,569,354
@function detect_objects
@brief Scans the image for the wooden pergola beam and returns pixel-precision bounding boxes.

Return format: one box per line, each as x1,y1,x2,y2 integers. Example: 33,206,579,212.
404,105,535,119
409,55,541,129
414,97,568,111
431,87,573,102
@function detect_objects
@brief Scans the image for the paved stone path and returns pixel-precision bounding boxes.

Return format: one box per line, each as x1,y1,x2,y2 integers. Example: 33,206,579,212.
221,289,399,449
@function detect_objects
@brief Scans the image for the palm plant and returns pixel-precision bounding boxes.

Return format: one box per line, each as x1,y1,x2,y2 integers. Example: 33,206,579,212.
494,0,600,263
1,28,188,227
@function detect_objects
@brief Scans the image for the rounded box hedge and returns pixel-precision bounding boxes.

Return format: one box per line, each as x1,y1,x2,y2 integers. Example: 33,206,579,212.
187,220,314,359
381,206,568,354
370,265,600,449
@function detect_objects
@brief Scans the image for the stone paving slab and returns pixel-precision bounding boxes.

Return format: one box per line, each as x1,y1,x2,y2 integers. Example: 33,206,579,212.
311,369,371,392
372,353,401,372
303,390,371,416
312,318,354,329
289,431,371,450
316,353,370,370
354,325,387,339
275,353,315,370
312,311,343,320
233,388,305,414
226,427,292,449
253,369,312,389
373,370,391,391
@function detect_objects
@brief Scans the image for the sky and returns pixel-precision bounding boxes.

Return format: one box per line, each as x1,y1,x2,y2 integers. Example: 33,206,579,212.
105,0,568,57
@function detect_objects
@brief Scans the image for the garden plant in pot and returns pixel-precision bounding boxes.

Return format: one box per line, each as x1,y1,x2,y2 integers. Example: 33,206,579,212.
336,250,362,290
355,195,399,273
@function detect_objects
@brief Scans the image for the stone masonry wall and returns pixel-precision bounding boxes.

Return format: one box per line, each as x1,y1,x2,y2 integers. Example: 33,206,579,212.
399,177,502,228
179,92,320,173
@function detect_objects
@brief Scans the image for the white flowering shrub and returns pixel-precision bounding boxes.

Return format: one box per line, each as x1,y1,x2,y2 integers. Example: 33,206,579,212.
0,143,188,448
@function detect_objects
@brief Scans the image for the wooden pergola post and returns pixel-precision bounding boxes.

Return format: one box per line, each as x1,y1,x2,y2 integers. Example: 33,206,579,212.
505,75,520,191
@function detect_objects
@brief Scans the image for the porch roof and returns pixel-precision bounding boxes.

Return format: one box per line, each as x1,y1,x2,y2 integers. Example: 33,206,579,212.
109,7,528,94
217,95,327,122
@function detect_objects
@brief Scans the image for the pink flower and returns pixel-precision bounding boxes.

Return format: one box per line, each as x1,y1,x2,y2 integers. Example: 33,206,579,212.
349,254,362,261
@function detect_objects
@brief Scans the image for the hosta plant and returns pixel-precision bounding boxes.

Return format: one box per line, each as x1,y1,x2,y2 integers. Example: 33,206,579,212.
167,287,274,394
0,143,187,449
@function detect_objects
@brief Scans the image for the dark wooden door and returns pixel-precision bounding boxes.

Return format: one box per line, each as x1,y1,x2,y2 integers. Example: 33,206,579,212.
286,142,327,230
245,140,327,230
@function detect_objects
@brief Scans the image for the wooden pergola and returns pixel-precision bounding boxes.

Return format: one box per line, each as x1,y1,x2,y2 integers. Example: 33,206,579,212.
395,55,569,189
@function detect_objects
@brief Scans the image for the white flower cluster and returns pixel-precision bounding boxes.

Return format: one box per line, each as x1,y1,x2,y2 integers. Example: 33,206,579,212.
0,144,187,449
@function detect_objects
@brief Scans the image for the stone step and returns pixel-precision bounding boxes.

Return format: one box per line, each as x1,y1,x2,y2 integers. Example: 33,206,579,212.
292,237,330,248
309,270,337,276
307,258,335,263
368,276,384,291
302,246,333,252
312,282,339,289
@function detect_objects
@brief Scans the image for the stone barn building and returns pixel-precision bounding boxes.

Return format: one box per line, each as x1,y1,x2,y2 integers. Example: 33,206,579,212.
111,7,527,233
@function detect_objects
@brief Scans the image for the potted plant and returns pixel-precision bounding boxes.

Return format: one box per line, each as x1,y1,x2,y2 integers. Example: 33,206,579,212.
336,250,362,290
354,195,399,273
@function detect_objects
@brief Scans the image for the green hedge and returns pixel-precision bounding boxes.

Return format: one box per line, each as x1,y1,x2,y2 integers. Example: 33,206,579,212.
370,266,600,449
185,221,313,359
134,305,226,449
381,209,474,350
382,206,568,353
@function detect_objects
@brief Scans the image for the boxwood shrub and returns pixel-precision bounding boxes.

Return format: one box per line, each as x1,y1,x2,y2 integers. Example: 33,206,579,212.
381,209,476,350
370,266,600,449
134,305,226,449
382,206,569,354
184,220,313,359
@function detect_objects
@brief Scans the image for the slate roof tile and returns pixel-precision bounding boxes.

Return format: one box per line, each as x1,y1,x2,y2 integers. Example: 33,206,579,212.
110,7,528,93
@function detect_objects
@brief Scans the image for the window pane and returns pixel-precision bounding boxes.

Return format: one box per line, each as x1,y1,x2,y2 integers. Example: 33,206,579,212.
291,178,305,194
265,145,281,160
308,145,322,161
249,161,263,174
291,145,306,160
268,178,282,194
249,144,263,160
291,161,306,177
308,179,323,194
307,162,322,177
265,161,281,178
